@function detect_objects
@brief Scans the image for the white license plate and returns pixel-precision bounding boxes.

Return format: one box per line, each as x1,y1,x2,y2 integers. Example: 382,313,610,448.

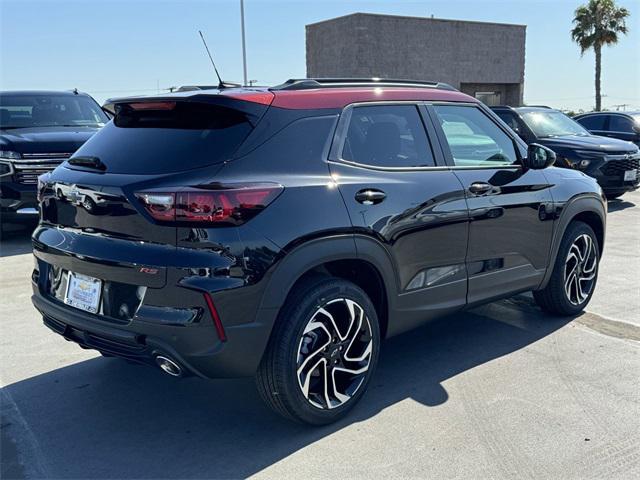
64,272,102,314
624,169,638,181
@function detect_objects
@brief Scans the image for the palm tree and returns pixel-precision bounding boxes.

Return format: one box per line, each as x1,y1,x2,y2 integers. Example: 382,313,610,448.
571,0,630,111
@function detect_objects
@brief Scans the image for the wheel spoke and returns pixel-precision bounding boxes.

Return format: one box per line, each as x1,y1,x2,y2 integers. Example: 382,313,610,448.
573,275,580,303
322,359,332,409
343,301,363,357
576,277,584,302
297,334,330,377
330,369,351,405
583,236,592,263
344,339,372,363
564,270,576,297
299,356,325,399
316,307,347,340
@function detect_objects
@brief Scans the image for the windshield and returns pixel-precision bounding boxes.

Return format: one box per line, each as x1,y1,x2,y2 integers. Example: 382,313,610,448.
0,94,108,129
520,110,590,137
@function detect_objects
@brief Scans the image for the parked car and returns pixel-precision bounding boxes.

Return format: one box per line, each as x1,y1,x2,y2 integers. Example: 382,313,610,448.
0,90,107,223
32,79,606,425
573,111,640,147
491,106,639,199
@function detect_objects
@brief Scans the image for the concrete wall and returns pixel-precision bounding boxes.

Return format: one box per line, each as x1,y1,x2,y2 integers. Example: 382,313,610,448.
306,13,526,105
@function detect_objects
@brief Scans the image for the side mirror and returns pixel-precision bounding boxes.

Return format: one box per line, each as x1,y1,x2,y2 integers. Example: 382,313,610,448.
524,143,556,169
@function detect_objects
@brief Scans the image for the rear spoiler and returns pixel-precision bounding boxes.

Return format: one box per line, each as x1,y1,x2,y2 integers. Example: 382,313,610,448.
102,90,274,126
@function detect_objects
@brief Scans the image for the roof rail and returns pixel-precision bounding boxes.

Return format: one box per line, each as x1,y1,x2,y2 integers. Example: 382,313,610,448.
271,78,458,92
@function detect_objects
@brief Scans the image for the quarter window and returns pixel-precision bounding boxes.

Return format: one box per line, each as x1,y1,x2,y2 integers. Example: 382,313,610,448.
433,105,518,167
342,105,435,168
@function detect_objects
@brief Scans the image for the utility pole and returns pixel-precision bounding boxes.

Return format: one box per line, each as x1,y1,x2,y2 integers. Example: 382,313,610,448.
240,0,248,86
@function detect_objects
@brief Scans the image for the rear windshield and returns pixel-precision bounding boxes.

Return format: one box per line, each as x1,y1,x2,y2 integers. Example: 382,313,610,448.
70,102,253,174
0,94,108,128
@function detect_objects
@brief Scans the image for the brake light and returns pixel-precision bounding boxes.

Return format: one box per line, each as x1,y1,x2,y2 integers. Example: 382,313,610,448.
135,184,282,226
128,101,177,111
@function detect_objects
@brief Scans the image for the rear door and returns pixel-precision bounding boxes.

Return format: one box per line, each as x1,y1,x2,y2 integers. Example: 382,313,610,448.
428,103,555,305
607,114,640,144
328,103,469,335
575,113,608,137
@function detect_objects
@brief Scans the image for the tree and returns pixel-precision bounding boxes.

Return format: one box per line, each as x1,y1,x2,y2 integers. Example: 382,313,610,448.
571,0,630,111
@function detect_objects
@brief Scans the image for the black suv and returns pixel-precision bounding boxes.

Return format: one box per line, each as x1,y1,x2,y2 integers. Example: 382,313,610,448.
574,111,640,147
32,79,606,425
491,106,640,199
1,90,107,223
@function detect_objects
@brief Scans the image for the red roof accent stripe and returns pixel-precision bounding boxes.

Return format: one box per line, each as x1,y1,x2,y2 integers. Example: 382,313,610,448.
271,87,476,110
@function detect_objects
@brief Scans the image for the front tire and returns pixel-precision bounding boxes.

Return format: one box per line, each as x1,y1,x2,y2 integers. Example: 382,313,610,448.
256,276,380,425
534,221,599,316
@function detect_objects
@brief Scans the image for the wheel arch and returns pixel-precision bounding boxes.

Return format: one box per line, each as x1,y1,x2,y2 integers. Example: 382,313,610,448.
539,194,606,289
258,234,397,340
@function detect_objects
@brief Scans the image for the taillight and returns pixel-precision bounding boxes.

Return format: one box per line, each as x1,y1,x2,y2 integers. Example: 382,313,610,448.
135,184,282,226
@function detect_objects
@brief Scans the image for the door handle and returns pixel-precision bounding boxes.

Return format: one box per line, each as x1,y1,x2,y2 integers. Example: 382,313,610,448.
355,189,386,205
468,182,493,195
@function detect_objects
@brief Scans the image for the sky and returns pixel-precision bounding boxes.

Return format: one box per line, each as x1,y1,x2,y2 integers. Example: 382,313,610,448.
1,0,639,111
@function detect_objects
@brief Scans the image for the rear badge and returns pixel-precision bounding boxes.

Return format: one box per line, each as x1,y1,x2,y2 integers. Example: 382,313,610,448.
139,267,159,275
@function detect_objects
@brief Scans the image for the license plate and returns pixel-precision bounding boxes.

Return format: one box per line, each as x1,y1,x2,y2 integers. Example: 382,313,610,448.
64,272,102,314
624,169,638,181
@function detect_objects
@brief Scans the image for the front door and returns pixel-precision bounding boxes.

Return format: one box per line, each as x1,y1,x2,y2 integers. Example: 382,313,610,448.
329,103,469,335
428,103,555,305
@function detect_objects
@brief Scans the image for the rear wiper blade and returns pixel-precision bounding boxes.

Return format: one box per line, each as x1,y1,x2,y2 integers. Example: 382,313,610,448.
68,156,106,171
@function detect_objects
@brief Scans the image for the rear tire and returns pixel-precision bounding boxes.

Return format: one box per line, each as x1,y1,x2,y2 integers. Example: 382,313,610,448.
533,221,599,316
256,275,380,425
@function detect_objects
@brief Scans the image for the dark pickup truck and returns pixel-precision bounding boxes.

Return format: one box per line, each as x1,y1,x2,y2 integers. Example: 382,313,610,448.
1,90,107,223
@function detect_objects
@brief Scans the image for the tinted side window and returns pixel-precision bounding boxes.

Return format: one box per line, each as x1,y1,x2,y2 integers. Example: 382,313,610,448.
577,114,606,130
342,105,434,168
433,105,517,166
495,111,522,134
609,115,635,133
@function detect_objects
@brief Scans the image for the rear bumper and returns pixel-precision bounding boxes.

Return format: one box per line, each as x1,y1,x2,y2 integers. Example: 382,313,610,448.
30,225,279,378
32,289,276,378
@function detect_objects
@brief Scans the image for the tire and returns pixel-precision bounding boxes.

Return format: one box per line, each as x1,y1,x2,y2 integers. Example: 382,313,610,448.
256,275,380,425
533,221,600,316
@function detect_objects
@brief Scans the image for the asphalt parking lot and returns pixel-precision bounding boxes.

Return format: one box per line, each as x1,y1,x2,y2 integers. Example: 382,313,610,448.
1,191,639,480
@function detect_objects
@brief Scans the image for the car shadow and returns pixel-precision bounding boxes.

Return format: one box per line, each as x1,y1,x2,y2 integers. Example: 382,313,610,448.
1,297,573,479
607,198,636,213
0,222,35,257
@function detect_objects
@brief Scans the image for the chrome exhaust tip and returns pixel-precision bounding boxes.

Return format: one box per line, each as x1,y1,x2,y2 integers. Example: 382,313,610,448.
155,355,182,377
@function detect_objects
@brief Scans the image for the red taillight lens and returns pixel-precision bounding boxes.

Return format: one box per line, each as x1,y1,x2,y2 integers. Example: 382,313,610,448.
135,185,282,226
